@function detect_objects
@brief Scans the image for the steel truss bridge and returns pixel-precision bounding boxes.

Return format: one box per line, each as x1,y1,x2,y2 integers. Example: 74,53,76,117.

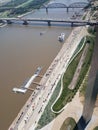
42,2,89,12
0,17,97,26
0,2,90,12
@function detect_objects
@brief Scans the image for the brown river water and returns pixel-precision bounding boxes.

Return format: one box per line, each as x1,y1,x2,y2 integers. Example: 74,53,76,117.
0,24,72,129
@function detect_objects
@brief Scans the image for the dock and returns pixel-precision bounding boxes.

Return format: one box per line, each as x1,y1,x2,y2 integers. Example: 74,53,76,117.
12,67,42,94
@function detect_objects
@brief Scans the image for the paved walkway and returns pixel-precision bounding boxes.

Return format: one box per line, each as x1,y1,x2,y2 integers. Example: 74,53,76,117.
40,94,98,130
51,91,83,130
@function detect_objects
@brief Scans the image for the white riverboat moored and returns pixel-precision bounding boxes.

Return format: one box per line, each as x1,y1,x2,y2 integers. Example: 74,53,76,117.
58,33,65,42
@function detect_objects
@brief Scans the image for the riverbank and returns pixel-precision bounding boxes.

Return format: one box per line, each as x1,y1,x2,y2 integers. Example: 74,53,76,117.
0,23,7,27
8,26,88,130
0,0,50,18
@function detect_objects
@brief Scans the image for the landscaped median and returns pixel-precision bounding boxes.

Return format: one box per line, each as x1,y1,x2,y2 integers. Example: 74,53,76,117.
35,35,95,130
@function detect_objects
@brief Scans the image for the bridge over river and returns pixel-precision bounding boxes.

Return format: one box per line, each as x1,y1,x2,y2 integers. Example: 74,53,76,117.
42,2,90,12
0,1,90,12
0,17,98,26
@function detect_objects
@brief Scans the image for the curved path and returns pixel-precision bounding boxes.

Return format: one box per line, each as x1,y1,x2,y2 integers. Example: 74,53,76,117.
51,36,86,114
51,73,65,113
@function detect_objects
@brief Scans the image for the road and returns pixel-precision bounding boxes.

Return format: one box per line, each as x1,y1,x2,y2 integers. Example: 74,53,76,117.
0,17,97,26
8,26,88,130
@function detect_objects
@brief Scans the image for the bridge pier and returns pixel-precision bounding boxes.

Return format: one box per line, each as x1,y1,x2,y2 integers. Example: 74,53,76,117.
66,7,69,13
71,22,74,27
0,18,97,27
48,21,51,26
0,20,4,23
23,20,28,25
46,7,48,14
7,20,12,24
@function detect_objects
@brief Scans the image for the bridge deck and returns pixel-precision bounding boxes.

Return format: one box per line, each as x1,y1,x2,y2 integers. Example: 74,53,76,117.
12,67,42,94
0,18,97,25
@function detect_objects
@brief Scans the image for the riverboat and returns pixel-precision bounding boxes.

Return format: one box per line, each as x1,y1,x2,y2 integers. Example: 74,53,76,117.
58,33,65,42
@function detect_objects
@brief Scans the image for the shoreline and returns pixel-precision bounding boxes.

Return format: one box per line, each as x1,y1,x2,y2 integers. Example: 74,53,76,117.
8,28,74,129
7,3,94,130
0,23,7,27
17,10,36,18
8,26,87,130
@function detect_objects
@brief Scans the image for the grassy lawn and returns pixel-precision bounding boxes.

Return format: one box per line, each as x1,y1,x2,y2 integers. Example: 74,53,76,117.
53,36,94,112
10,0,49,15
0,0,49,16
87,27,96,35
79,73,88,97
0,11,10,18
60,117,78,130
72,37,85,56
93,126,98,130
16,0,34,8
53,51,83,111
2,0,28,7
79,36,95,97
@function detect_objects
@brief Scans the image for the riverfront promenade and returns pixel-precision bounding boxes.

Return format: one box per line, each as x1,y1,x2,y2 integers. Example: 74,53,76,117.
8,26,88,130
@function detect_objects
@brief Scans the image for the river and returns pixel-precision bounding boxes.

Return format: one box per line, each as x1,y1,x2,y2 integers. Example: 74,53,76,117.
0,0,88,130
